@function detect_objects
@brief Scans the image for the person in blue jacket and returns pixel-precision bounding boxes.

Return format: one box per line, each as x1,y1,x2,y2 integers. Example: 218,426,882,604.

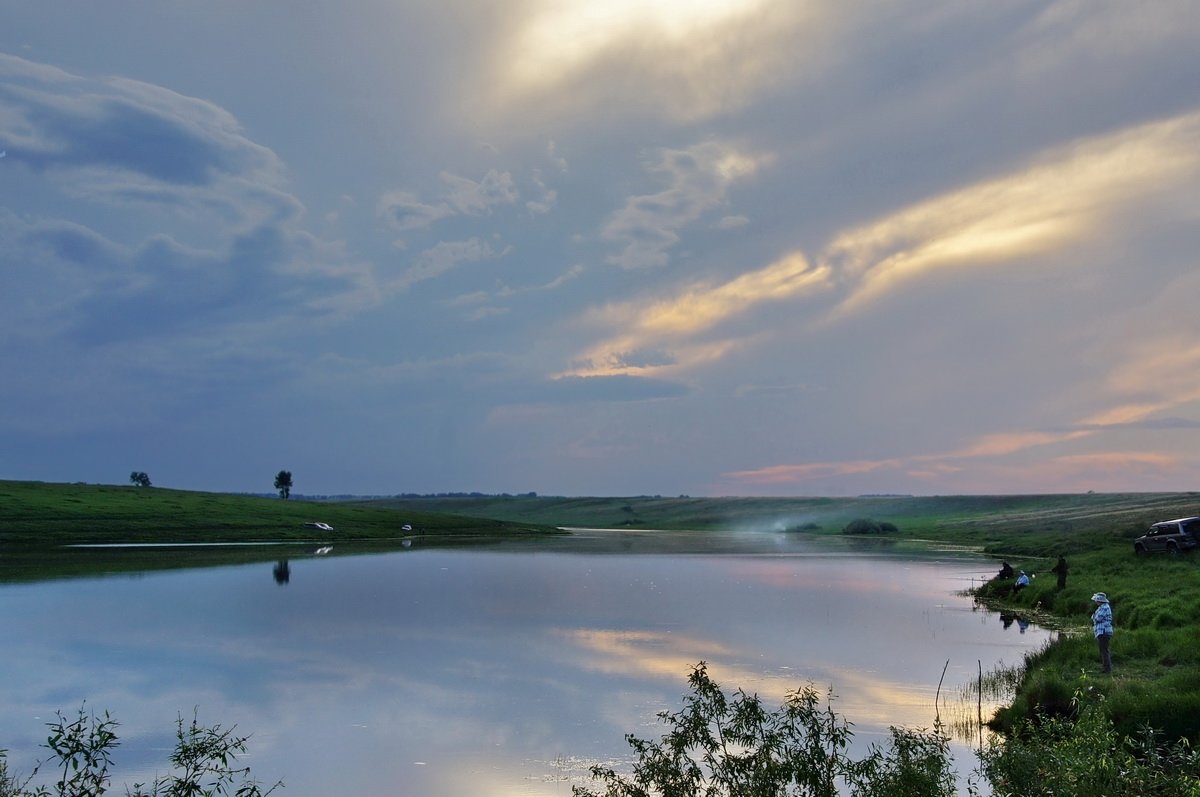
1091,592,1114,673
1013,570,1030,593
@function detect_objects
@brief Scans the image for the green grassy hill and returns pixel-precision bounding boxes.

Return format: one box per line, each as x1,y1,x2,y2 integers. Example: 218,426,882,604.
0,480,557,545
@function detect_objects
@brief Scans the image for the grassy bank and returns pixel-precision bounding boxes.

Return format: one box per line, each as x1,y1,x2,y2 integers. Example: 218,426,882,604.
0,480,559,546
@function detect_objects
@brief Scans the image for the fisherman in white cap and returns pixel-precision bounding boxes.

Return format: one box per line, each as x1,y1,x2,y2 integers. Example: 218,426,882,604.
1091,592,1113,673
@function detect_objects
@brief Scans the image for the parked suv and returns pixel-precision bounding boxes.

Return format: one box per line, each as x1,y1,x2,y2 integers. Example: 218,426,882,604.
1133,517,1200,555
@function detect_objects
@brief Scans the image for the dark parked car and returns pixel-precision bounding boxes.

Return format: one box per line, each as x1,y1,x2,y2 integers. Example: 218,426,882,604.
1133,517,1200,555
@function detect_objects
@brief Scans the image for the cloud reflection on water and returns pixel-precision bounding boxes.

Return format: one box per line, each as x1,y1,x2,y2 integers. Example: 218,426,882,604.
0,535,1047,796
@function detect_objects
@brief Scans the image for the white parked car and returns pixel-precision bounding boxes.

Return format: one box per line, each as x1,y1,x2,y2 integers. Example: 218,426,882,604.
304,521,335,532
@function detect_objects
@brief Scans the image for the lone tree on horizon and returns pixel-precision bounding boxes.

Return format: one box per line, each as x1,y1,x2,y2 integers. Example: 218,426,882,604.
129,471,152,487
274,470,293,500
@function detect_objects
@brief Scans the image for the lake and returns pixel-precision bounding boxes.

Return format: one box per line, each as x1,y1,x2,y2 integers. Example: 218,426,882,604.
0,530,1051,795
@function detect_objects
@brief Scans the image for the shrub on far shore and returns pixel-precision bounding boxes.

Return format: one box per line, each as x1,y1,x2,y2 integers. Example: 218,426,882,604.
843,518,899,535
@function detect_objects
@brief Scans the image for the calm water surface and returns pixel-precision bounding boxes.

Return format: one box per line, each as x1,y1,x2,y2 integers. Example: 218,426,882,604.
1,530,1050,795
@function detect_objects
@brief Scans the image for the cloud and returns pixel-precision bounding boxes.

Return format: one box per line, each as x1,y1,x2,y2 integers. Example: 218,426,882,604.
447,263,582,321
13,216,372,346
819,111,1200,317
491,0,830,123
376,190,455,232
378,169,520,236
0,54,373,349
441,169,519,215
1101,339,1200,410
0,53,283,201
546,140,568,172
562,252,830,377
722,413,1193,492
391,237,504,291
525,170,557,215
727,458,903,486
733,382,822,398
542,374,690,403
603,141,765,269
503,264,585,298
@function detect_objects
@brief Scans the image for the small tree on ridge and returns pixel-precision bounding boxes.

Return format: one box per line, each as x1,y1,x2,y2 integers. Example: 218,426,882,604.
274,470,292,500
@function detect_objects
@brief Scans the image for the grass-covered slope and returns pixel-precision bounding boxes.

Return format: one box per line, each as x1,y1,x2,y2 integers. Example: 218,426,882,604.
362,491,1199,547
0,480,558,545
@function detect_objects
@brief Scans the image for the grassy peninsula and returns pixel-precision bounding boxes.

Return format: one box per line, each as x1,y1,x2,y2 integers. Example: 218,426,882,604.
0,480,557,545
0,480,560,582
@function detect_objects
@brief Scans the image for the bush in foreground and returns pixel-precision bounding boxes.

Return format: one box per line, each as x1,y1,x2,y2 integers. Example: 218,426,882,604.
573,662,956,797
980,687,1200,797
0,705,280,797
573,664,1200,797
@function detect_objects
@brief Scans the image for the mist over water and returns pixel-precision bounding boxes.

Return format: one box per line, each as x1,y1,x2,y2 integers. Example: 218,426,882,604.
0,531,1048,795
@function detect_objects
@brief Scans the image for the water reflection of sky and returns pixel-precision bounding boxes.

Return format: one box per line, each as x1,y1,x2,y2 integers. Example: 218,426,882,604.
0,532,1050,795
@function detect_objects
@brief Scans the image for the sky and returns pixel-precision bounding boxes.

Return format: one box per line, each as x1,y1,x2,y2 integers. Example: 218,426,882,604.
2,1,1199,498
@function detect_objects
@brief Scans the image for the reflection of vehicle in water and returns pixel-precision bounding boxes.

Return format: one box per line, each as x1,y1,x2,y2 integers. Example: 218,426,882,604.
304,521,335,532
314,545,333,555
1133,517,1200,555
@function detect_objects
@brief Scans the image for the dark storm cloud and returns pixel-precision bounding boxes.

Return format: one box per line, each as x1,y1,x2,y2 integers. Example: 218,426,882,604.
0,53,372,350
0,54,280,187
16,217,357,346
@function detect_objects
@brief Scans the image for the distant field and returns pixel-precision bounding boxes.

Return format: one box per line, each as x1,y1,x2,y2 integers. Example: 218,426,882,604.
0,480,558,546
357,491,1200,554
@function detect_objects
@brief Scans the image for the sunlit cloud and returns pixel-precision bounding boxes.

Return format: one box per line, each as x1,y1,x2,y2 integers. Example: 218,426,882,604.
728,458,902,486
494,0,818,122
726,428,1093,488
724,420,1193,492
558,628,954,729
1055,451,1181,472
1102,339,1200,401
947,451,1192,495
942,430,1090,459
560,253,830,377
561,628,735,680
565,112,1200,384
820,111,1200,317
1080,403,1171,428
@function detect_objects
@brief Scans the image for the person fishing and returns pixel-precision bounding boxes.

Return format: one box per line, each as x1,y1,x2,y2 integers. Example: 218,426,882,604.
1013,570,1030,593
1092,592,1114,673
1051,556,1068,590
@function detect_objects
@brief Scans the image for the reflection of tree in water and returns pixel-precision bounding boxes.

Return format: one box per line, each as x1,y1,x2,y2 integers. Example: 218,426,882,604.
273,560,290,585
